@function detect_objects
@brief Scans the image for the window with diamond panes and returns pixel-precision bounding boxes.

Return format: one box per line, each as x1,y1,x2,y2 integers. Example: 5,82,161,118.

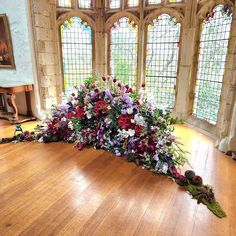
110,17,138,88
148,0,162,5
193,5,233,124
128,0,139,7
61,17,93,93
109,0,121,8
78,0,92,8
145,14,181,109
58,0,71,7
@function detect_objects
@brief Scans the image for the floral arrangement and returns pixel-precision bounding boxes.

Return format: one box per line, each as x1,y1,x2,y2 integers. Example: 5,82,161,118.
0,76,226,218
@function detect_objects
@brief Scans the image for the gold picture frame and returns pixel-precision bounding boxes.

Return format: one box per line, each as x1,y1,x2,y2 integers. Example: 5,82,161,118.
0,14,15,69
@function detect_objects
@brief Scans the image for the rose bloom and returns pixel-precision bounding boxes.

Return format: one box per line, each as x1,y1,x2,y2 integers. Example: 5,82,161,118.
94,100,109,115
118,114,134,130
75,107,85,118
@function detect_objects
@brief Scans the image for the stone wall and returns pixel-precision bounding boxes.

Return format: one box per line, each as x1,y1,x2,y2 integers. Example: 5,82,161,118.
0,0,38,115
30,0,61,112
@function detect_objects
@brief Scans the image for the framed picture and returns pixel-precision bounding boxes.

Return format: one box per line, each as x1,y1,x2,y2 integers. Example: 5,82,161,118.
0,14,15,69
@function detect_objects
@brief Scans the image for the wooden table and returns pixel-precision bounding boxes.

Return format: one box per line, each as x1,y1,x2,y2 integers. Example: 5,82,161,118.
0,84,36,124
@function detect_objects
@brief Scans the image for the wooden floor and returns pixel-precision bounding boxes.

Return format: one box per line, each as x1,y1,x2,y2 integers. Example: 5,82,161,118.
0,120,236,236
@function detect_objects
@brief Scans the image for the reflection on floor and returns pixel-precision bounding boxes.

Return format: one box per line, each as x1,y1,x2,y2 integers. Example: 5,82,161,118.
0,120,235,236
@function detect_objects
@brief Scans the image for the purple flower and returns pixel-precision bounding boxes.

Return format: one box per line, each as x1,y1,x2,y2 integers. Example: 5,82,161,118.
105,89,113,99
153,154,159,161
58,104,70,113
121,93,133,106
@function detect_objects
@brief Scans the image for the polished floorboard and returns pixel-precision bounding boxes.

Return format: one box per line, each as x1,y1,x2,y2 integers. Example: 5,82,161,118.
0,119,236,236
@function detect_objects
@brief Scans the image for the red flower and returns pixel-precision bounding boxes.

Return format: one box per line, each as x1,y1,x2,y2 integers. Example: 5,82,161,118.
75,107,85,118
134,125,143,136
118,114,133,130
67,112,74,119
94,100,109,115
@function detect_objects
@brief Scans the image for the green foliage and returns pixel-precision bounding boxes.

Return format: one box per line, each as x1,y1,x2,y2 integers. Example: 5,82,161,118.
185,183,226,218
202,199,226,218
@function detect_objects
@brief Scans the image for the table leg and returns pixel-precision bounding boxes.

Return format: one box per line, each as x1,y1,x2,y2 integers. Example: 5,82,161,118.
25,91,32,116
0,94,4,111
7,93,18,121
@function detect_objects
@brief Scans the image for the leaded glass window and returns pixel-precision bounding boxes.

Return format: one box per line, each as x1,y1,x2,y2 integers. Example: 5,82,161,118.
145,14,181,109
128,0,139,7
109,0,121,8
78,0,92,8
58,0,71,7
61,17,93,92
110,17,138,88
148,0,162,4
193,4,233,124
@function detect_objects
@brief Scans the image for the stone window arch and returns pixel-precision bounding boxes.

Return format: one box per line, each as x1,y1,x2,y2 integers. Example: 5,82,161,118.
143,9,183,109
58,13,95,93
192,3,233,125
106,13,139,88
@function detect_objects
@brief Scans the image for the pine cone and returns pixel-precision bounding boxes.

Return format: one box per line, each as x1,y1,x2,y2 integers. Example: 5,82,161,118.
191,175,203,186
185,170,196,180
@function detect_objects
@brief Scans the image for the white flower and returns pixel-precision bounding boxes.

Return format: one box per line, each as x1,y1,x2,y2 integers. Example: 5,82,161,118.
68,121,74,130
85,111,92,119
61,117,67,122
134,114,147,127
38,137,44,143
105,118,112,124
127,129,135,137
118,129,135,138
162,163,169,174
127,107,133,114
87,103,93,109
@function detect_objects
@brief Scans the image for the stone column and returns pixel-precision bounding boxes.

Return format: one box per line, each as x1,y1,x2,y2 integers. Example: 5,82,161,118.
94,0,106,76
218,4,236,153
31,0,61,112
174,0,197,119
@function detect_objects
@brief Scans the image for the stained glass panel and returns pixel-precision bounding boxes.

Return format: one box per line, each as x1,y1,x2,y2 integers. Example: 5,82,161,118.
78,0,92,8
110,17,138,88
193,4,232,124
61,17,93,93
109,0,121,8
58,0,71,7
148,0,162,4
146,14,181,109
128,0,139,7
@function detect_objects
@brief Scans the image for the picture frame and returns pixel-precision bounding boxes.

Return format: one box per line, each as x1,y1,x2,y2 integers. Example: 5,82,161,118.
0,14,15,69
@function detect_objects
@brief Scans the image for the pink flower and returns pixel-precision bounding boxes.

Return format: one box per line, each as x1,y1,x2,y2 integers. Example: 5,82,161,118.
168,135,176,142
